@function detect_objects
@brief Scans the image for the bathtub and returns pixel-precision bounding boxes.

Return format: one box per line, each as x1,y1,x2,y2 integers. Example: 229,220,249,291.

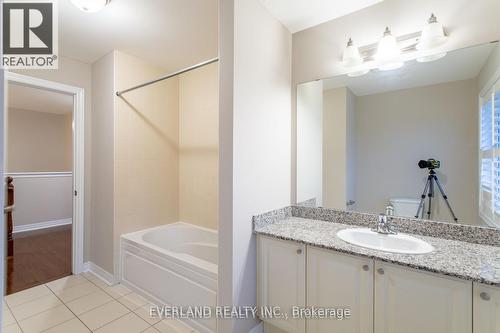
120,222,217,333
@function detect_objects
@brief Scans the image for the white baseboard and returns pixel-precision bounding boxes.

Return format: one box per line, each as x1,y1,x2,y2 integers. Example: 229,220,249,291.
13,218,72,233
83,261,116,285
249,322,263,333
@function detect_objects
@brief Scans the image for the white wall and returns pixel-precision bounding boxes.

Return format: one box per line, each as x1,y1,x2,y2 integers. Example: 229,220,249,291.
8,174,72,229
478,42,500,93
323,88,347,209
218,0,292,332
355,79,478,224
7,108,72,172
90,52,115,274
346,89,356,210
297,80,322,205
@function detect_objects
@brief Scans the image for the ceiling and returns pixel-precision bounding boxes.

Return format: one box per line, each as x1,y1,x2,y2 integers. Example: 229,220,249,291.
8,84,73,115
323,42,497,96
59,0,218,70
259,0,384,33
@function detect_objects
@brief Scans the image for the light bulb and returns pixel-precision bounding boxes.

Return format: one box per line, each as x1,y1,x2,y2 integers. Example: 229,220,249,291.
342,38,363,67
71,0,111,13
375,27,404,71
417,14,447,50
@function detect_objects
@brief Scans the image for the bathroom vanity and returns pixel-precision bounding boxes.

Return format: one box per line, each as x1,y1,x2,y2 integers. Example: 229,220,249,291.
254,206,500,333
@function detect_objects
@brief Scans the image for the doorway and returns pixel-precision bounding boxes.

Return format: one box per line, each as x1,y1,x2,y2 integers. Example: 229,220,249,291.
4,73,84,294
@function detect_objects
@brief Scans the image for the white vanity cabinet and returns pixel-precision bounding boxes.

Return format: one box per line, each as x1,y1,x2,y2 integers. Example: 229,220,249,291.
474,283,500,333
257,236,306,333
374,262,472,333
307,247,373,333
257,236,476,333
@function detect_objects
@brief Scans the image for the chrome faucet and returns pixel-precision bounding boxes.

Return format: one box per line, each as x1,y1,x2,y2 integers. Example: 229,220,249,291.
372,213,397,234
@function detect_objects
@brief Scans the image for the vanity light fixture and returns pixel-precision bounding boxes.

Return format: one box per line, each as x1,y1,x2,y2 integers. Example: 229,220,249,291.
416,14,448,62
342,38,370,77
70,0,111,13
375,27,404,71
417,14,447,50
342,14,449,76
342,38,363,67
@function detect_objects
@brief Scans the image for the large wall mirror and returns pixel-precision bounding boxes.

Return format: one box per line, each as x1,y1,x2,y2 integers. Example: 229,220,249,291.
296,41,500,228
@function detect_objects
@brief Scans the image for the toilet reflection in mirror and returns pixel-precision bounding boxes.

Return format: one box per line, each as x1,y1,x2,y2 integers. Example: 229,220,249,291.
296,41,500,228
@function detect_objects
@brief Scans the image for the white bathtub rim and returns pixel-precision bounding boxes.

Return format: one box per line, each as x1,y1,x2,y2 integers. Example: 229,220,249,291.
121,222,218,277
122,237,218,278
122,221,217,239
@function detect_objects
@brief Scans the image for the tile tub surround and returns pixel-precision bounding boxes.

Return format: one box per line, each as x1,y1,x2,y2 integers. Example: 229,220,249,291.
253,206,500,286
2,273,198,333
253,205,500,247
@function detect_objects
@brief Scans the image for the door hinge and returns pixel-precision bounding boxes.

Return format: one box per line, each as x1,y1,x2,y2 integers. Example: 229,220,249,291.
74,190,78,196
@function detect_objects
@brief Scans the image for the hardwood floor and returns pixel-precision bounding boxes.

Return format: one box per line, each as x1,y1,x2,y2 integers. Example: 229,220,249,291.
6,225,72,295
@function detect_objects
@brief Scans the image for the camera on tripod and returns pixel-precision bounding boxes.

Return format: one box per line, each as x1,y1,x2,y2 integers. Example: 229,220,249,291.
415,158,458,222
418,158,440,170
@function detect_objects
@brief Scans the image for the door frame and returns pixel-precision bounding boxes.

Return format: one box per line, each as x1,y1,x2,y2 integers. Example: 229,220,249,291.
4,71,85,274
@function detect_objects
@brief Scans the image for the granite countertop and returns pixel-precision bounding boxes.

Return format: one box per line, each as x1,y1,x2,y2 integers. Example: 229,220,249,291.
254,216,500,286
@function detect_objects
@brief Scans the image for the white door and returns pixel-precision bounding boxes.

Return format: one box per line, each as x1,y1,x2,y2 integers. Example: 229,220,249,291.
374,261,472,333
307,247,373,333
474,283,500,333
257,236,306,333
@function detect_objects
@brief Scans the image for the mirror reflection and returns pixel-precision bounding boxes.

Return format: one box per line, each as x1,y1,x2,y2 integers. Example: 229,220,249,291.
296,42,500,228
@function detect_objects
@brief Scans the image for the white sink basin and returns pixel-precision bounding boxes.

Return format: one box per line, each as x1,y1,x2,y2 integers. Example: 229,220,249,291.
336,228,434,254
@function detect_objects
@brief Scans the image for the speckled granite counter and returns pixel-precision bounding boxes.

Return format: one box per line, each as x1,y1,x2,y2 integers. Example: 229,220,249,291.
254,215,500,287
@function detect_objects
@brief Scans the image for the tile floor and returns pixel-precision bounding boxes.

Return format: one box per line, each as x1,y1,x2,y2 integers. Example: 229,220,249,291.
3,272,197,333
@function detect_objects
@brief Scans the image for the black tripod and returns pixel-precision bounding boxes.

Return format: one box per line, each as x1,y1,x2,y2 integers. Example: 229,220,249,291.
415,169,458,222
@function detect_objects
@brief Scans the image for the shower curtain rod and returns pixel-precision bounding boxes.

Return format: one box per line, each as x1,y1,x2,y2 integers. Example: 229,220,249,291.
115,57,219,96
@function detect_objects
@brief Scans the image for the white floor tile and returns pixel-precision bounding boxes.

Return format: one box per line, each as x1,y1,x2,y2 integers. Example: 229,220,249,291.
100,284,132,299
88,278,112,290
94,312,150,333
81,272,100,282
3,303,16,327
52,281,100,303
4,285,52,308
10,293,62,321
42,318,90,333
78,300,130,331
141,327,161,333
117,292,148,311
154,319,195,333
3,323,22,333
134,303,162,326
65,290,114,315
46,275,88,292
18,304,75,333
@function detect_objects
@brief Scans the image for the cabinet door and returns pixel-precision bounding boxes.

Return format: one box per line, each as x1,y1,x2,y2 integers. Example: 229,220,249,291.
257,236,306,333
307,247,373,333
474,283,500,333
375,261,472,333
